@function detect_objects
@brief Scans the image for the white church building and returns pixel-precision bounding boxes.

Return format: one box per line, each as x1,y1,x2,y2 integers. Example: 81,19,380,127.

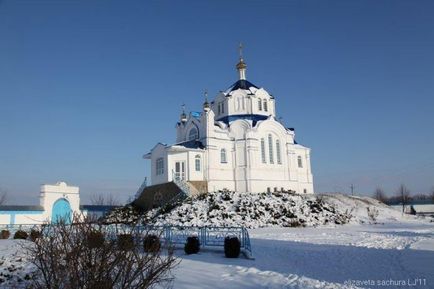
143,52,314,197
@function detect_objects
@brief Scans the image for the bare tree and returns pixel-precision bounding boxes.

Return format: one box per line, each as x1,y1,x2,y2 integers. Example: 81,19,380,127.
0,187,7,205
367,207,379,223
91,193,120,206
397,184,410,213
373,187,387,203
24,214,178,289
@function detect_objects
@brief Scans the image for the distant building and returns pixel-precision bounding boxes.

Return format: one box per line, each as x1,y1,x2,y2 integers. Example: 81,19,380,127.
137,51,314,209
0,181,116,225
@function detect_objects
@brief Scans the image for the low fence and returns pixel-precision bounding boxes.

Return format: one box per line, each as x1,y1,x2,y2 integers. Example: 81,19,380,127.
1,224,253,259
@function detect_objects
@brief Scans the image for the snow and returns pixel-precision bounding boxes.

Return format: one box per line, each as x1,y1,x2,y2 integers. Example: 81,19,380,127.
1,193,434,288
107,192,422,229
0,240,35,287
168,222,434,289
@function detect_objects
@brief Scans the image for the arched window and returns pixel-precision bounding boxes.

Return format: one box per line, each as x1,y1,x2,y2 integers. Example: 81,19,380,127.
258,99,262,111
195,155,201,171
268,134,274,164
156,158,164,175
276,139,282,164
298,156,303,168
188,127,199,140
220,148,227,163
263,100,268,112
260,138,266,163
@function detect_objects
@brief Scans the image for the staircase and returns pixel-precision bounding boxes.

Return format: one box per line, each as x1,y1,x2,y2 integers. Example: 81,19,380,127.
133,174,208,211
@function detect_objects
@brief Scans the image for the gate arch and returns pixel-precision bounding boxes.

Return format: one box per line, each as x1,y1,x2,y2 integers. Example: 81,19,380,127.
51,198,72,224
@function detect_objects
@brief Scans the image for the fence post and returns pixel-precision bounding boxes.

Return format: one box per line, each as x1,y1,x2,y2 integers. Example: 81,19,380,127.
165,226,171,243
201,227,206,247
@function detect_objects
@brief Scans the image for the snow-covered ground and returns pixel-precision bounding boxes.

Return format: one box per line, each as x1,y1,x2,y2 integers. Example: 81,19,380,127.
1,193,434,288
171,221,434,289
1,220,433,289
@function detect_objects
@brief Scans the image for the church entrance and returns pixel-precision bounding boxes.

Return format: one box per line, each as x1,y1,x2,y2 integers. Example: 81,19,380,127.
51,198,72,224
174,161,186,181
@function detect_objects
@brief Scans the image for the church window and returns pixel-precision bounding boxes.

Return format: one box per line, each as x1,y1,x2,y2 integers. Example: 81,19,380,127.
258,99,262,111
268,134,274,164
220,148,227,163
263,100,268,112
261,138,266,163
242,97,245,110
276,139,282,164
298,156,303,168
236,98,240,111
221,102,225,114
303,189,307,194
188,127,199,140
195,155,201,171
156,158,164,175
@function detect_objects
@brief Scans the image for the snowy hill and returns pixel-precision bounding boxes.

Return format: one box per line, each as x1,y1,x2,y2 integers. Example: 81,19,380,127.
106,191,416,228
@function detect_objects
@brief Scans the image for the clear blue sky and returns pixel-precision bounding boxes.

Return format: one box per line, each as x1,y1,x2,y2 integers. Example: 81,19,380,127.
1,0,434,204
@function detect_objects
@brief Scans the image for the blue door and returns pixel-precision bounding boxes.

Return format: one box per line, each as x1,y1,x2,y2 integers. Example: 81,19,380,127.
51,198,72,224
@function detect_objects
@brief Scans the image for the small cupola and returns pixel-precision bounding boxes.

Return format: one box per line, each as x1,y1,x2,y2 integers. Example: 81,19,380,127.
203,90,210,111
236,43,247,80
180,104,187,123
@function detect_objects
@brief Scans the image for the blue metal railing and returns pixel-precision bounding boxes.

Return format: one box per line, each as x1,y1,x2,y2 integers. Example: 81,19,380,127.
136,225,253,259
172,170,192,197
0,223,253,259
134,177,148,199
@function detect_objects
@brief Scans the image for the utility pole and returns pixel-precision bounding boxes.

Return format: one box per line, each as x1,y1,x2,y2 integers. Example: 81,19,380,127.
350,184,354,196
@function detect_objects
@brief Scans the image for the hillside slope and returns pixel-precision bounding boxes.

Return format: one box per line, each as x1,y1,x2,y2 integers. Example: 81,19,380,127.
107,191,416,228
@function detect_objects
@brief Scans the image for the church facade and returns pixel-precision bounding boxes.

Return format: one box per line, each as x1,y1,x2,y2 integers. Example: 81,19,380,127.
144,54,314,195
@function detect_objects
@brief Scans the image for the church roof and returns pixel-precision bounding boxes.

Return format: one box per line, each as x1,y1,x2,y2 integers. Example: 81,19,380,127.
173,140,205,149
225,79,259,94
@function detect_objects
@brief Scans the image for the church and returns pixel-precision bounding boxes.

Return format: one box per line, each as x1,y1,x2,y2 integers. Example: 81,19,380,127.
141,50,314,207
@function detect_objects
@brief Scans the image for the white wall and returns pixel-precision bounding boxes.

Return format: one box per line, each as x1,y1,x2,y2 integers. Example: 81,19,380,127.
0,182,82,225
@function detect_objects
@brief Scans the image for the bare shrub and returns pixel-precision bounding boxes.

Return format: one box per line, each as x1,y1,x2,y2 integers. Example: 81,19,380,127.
118,233,135,251
143,235,161,253
24,215,178,289
1,229,10,239
30,229,42,242
335,208,354,224
14,230,28,240
367,207,379,223
184,236,200,255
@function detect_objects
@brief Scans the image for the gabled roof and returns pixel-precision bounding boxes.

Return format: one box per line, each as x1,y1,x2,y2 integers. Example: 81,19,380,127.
143,142,168,159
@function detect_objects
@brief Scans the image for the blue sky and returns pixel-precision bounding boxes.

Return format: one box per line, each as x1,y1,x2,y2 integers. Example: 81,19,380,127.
1,0,433,204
